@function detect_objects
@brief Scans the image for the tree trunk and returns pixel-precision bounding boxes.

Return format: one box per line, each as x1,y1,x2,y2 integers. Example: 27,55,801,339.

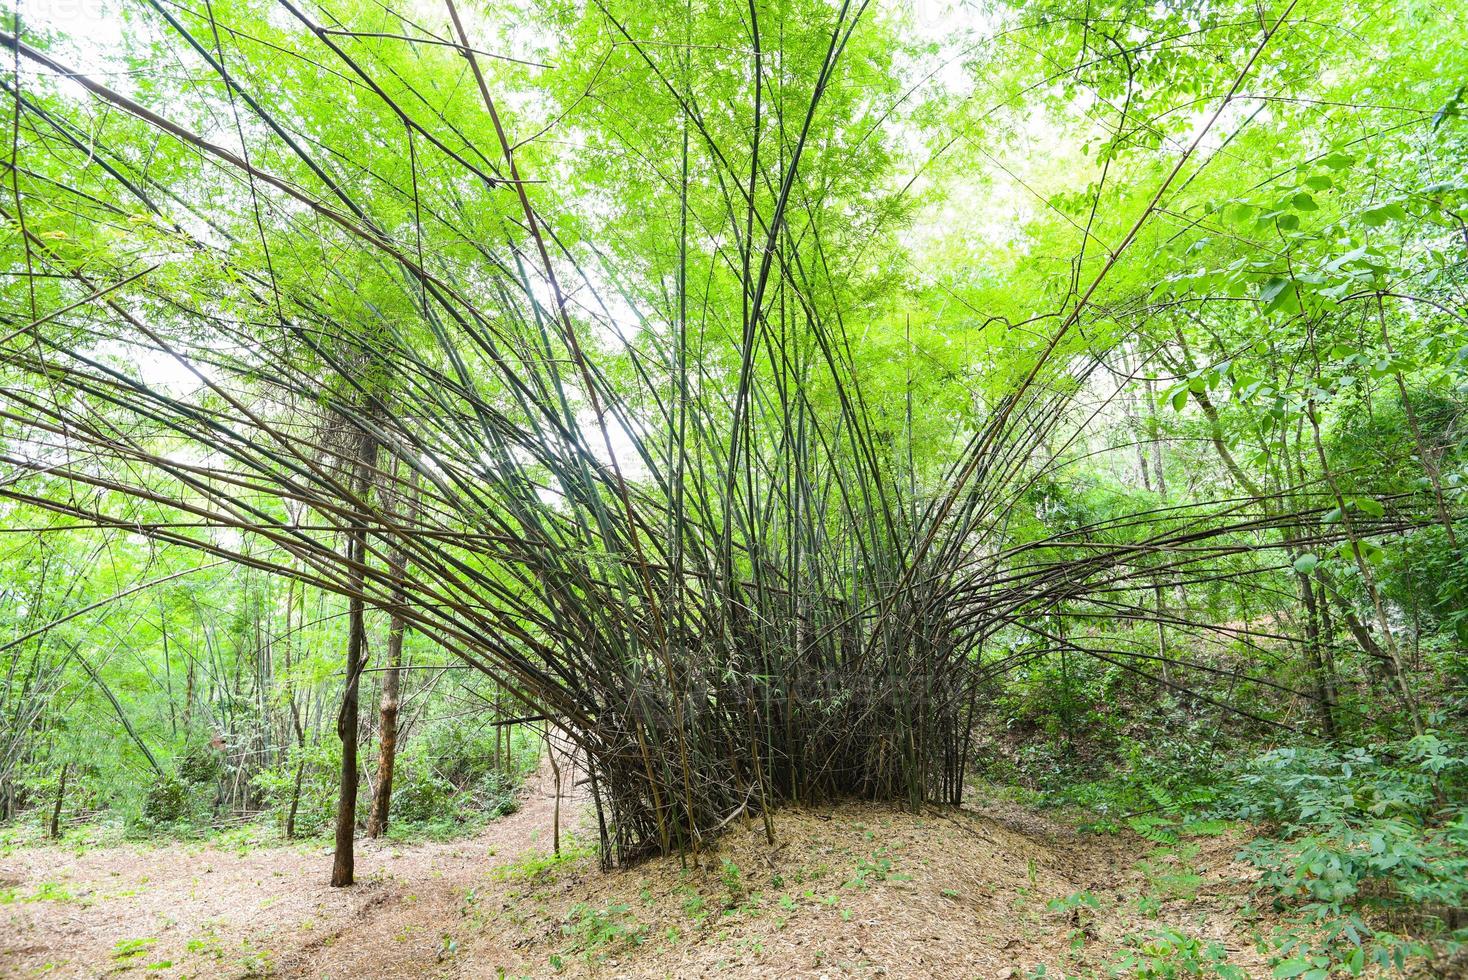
547,736,563,856
366,466,413,839
1378,299,1458,550
365,599,405,838
183,657,194,732
285,757,305,840
49,762,69,839
1306,404,1423,734
331,422,377,888
1298,570,1339,738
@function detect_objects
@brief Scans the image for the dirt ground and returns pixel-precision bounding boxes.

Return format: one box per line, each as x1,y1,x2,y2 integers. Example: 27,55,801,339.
1,769,1278,979
1,762,577,980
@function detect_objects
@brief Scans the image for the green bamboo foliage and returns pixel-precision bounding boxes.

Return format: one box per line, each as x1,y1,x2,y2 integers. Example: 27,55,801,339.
0,0,1454,862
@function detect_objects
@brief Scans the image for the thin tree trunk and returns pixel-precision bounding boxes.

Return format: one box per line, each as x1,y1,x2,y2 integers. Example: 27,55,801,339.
1378,298,1458,550
364,425,416,839
75,649,163,776
286,757,305,840
331,422,377,887
331,596,367,886
366,440,415,840
49,762,69,839
366,555,408,837
546,730,562,856
1145,373,1166,496
1298,569,1338,738
1306,403,1423,733
1178,339,1345,737
183,657,194,731
1285,426,1341,737
1124,344,1152,492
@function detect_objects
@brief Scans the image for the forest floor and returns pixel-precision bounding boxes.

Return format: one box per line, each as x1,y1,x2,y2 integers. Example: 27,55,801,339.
1,768,1283,979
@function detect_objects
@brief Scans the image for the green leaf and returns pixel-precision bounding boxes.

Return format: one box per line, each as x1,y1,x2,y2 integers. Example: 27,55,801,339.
1360,203,1405,227
1291,193,1318,211
1350,497,1385,518
1260,277,1300,315
1433,84,1465,130
1293,554,1318,574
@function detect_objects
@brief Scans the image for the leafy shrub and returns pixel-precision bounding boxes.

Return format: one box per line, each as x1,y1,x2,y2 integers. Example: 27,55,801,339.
248,738,340,836
473,770,520,818
177,743,223,785
392,764,456,824
389,721,538,829
1222,734,1468,973
559,901,645,963
141,775,194,826
1108,926,1244,978
994,696,1234,823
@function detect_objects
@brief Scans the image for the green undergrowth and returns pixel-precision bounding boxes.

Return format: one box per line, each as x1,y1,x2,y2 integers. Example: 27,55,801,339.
1035,732,1468,976
2,767,533,854
493,832,600,882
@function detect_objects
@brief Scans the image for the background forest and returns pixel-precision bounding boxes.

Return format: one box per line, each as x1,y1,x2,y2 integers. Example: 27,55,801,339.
2,0,1467,975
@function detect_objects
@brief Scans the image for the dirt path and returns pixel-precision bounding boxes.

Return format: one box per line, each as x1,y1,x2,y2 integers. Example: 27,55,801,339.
0,762,583,980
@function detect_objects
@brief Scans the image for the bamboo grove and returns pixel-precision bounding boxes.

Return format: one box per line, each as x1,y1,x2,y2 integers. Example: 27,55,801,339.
1,0,1465,869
